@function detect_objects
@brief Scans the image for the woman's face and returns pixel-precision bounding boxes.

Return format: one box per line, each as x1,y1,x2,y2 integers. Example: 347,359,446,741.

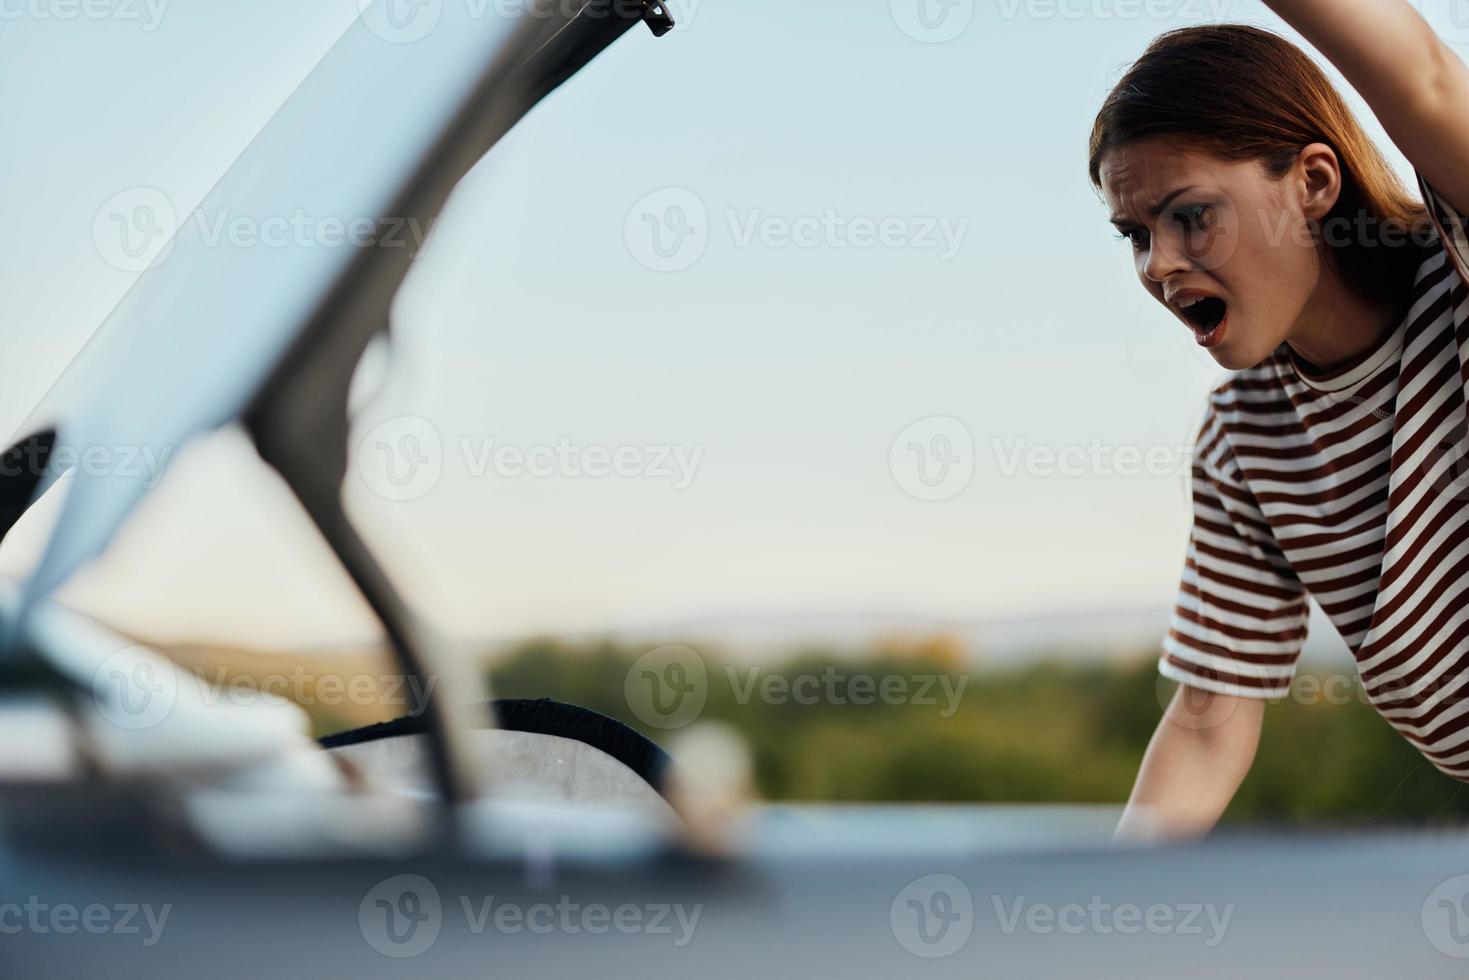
1099,139,1326,371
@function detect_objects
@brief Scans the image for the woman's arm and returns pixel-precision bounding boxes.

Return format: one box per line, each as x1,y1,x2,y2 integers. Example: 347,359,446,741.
1263,0,1469,215
1113,684,1264,842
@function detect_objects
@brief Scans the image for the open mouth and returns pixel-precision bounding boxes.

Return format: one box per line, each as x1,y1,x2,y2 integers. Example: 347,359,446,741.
1176,295,1228,347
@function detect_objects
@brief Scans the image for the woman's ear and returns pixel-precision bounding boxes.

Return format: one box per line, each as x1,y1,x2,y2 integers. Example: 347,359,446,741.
1296,142,1343,220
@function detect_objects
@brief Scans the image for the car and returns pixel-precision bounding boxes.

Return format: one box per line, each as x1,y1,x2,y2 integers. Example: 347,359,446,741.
1,2,1466,975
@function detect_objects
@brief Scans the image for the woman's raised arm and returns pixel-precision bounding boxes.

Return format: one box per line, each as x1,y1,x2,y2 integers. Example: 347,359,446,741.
1264,0,1469,213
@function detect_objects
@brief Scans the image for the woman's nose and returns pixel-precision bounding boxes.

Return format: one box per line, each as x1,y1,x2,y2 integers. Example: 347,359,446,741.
1142,233,1191,283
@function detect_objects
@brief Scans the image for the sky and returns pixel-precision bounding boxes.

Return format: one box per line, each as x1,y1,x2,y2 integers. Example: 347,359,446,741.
0,0,1460,649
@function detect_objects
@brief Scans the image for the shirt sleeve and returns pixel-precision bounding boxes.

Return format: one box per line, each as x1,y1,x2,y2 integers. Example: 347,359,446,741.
1159,399,1310,699
1416,171,1469,407
1419,170,1469,281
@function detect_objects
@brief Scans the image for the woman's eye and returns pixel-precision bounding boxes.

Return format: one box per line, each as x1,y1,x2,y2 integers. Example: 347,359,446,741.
1117,227,1149,251
1174,204,1214,231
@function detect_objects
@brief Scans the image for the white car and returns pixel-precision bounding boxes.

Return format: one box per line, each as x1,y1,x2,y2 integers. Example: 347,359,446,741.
0,3,1464,976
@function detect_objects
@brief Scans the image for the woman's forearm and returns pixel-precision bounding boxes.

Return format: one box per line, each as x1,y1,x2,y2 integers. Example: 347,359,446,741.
1114,685,1264,842
1263,0,1451,107
1262,0,1469,211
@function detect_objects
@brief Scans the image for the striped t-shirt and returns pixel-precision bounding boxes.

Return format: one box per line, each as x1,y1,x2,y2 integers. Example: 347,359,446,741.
1160,172,1469,781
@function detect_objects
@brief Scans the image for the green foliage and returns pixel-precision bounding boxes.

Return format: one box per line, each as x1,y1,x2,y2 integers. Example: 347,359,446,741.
485,638,1469,827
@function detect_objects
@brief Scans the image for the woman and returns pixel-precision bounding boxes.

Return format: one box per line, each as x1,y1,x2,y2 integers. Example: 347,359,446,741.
1095,7,1469,839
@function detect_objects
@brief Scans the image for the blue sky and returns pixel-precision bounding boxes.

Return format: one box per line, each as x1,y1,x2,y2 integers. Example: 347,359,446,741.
0,0,1453,647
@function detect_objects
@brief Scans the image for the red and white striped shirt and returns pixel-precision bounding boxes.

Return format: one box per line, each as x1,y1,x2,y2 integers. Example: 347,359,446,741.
1161,172,1469,781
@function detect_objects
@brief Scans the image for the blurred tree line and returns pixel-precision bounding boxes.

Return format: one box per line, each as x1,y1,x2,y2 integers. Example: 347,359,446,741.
482,636,1469,827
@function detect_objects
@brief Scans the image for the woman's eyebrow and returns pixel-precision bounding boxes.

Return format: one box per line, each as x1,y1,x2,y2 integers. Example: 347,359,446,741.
1108,185,1201,226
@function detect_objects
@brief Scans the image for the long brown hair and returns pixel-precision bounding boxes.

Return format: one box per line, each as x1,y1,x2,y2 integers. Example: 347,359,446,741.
1088,24,1431,312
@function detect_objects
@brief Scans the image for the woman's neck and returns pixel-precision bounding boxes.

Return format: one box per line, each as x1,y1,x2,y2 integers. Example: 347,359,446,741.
1285,266,1401,373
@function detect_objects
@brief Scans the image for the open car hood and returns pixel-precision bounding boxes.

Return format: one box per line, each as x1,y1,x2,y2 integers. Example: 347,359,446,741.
0,0,672,604
0,0,674,804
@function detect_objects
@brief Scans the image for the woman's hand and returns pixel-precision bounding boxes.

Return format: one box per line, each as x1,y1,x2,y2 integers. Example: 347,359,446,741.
1113,684,1264,843
1263,0,1469,216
